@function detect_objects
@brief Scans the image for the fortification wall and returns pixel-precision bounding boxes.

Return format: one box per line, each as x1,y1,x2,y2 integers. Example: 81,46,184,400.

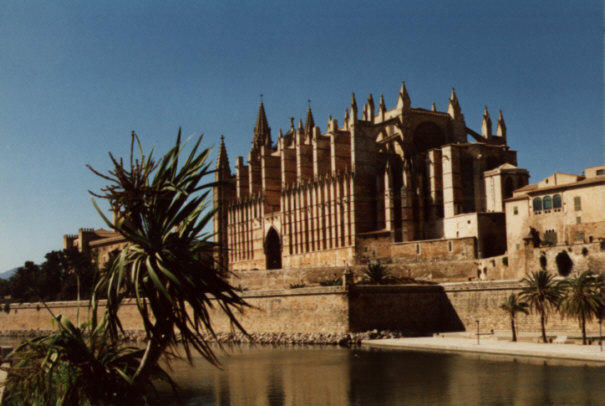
0,281,601,338
441,280,602,334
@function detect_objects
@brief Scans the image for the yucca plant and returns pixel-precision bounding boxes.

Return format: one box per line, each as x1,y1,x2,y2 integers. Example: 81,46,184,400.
2,131,248,405
499,293,529,342
88,130,248,381
2,312,174,406
559,270,603,345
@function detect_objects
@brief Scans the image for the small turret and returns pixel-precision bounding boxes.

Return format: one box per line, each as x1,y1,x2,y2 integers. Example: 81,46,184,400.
496,109,507,142
396,81,411,110
431,102,436,112
297,118,305,144
365,93,375,121
277,128,284,150
349,93,358,126
447,88,462,120
481,106,492,139
379,94,387,117
343,108,350,130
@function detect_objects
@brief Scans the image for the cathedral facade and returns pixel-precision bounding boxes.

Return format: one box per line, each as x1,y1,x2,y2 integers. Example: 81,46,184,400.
213,83,528,272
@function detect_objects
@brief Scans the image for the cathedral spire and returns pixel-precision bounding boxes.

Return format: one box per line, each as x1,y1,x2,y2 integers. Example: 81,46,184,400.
253,100,271,149
304,103,315,136
481,106,492,138
396,81,411,110
216,135,231,177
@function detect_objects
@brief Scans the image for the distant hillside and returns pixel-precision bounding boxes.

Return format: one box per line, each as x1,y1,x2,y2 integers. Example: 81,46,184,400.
0,268,18,280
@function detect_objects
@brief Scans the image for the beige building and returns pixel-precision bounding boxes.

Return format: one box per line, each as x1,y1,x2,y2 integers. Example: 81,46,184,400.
505,165,605,276
63,228,126,267
214,83,528,272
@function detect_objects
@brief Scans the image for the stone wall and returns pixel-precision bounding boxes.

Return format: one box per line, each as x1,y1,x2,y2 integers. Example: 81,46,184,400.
441,280,602,334
347,285,446,333
0,281,601,338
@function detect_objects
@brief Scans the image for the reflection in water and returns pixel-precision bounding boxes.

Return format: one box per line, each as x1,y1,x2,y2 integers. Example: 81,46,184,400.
159,346,605,405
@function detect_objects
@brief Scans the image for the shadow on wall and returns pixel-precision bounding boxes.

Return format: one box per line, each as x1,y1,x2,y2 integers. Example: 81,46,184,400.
346,285,465,335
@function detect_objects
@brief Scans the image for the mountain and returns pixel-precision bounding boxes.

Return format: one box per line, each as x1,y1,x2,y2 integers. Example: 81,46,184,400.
0,268,18,280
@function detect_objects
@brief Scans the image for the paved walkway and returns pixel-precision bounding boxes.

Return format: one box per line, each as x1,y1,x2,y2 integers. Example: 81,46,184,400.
363,334,605,365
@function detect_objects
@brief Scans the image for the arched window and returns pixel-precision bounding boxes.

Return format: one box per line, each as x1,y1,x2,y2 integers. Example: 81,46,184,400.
553,194,562,209
533,197,542,211
543,196,552,210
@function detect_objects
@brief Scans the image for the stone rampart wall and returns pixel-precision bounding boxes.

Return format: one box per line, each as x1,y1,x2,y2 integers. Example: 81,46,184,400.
442,280,602,335
0,281,600,338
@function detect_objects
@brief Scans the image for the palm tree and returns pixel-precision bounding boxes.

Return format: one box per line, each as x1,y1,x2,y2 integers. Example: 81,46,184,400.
559,270,603,345
520,269,562,343
499,293,529,342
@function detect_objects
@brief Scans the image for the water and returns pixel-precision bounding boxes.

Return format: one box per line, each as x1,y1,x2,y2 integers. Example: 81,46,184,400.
158,345,605,405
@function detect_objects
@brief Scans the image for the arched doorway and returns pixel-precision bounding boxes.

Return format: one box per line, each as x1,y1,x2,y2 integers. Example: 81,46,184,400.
265,228,282,270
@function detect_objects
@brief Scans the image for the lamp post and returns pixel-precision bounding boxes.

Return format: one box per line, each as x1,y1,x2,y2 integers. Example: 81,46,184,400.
476,319,480,345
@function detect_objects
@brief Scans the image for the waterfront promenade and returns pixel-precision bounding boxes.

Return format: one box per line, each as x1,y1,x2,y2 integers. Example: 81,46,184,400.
364,332,605,365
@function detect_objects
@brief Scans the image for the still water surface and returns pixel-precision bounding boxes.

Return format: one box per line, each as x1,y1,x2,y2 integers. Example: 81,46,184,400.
160,345,605,405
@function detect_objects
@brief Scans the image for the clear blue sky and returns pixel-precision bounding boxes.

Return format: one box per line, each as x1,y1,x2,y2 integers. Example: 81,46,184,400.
0,1,602,272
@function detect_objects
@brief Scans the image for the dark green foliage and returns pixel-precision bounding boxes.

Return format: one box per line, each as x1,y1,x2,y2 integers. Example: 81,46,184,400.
289,283,306,289
319,277,342,286
4,248,97,304
558,271,603,345
520,270,562,343
2,313,174,406
362,262,393,285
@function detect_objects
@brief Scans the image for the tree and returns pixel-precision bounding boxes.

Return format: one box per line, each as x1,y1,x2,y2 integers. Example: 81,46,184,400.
499,293,529,342
9,261,44,302
520,269,562,343
558,270,603,345
3,131,248,404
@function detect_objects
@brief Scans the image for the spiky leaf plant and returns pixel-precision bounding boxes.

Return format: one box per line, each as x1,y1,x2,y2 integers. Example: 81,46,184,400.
2,131,248,405
362,261,394,285
2,311,175,406
87,130,248,379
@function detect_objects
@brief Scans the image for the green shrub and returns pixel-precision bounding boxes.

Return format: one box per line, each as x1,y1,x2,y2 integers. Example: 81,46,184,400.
362,262,397,285
319,277,342,286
